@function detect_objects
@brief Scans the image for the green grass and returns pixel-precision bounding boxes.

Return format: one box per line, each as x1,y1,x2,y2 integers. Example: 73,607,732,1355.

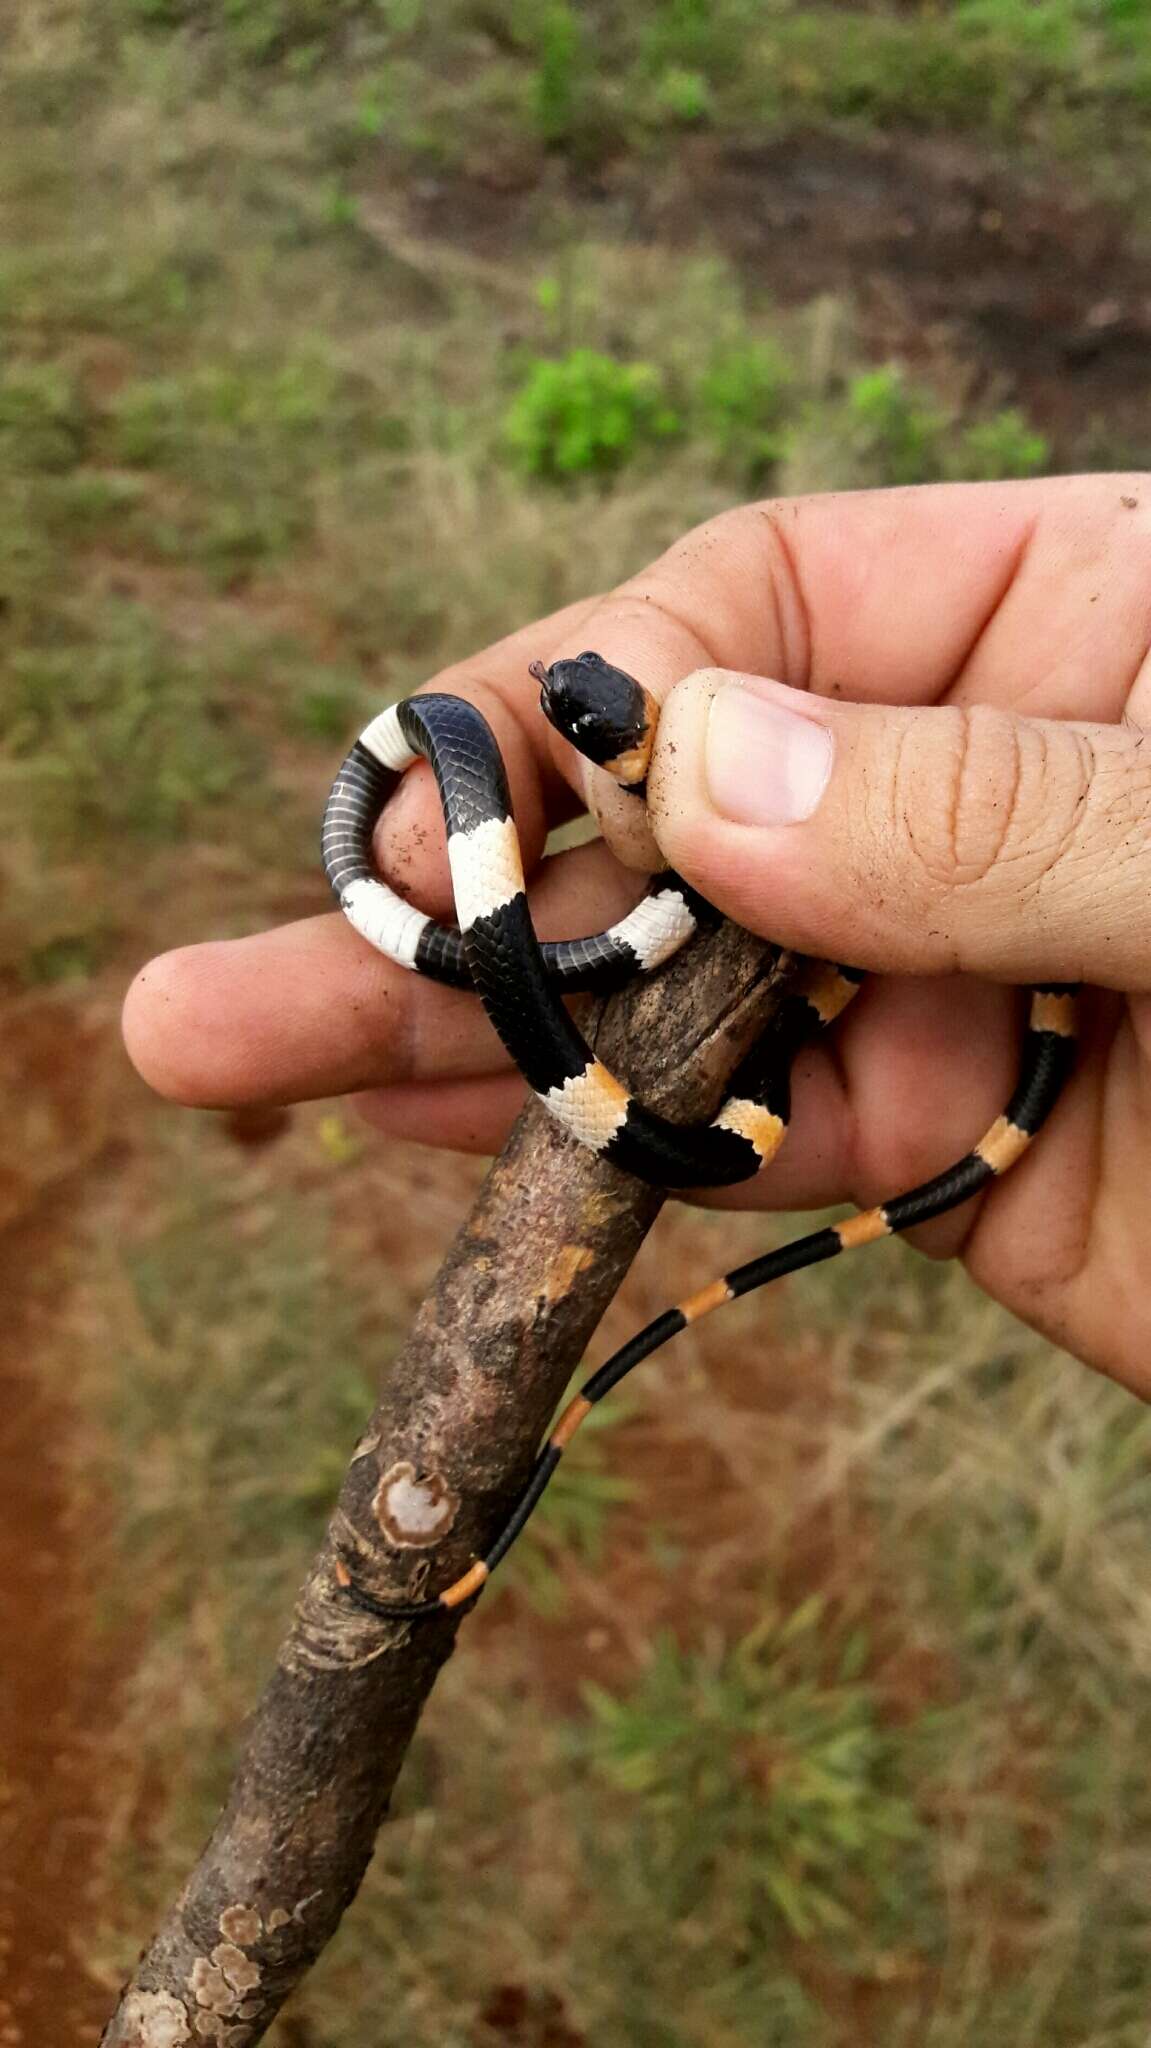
580,1603,925,1946
505,349,684,480
509,1385,638,1617
89,0,1151,200
1,602,256,847
4,5,1151,2044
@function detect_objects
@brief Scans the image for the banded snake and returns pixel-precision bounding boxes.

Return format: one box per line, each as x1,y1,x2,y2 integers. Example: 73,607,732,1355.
322,651,1078,1621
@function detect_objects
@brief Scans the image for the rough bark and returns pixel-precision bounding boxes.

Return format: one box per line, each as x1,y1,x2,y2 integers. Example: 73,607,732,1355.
102,919,791,2047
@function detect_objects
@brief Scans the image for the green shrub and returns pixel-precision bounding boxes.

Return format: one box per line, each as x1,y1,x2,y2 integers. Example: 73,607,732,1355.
532,3,586,146
951,406,1050,481
695,339,793,480
505,349,682,480
846,365,948,486
652,64,712,124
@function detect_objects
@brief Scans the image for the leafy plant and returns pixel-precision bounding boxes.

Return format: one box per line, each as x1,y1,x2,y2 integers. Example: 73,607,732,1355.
951,406,1050,481
504,349,682,480
845,365,948,486
532,3,586,147
694,339,793,480
652,64,712,124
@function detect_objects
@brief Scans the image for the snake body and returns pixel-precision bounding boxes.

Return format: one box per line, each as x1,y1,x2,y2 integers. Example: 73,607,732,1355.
323,653,1079,1622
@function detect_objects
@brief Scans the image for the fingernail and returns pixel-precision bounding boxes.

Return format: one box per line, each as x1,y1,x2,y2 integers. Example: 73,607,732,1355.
706,679,833,825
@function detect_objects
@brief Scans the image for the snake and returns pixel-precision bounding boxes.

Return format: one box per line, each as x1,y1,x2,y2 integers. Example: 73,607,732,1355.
321,650,1079,1622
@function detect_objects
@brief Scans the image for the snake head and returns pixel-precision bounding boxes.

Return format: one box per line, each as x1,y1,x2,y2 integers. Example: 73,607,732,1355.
530,651,657,787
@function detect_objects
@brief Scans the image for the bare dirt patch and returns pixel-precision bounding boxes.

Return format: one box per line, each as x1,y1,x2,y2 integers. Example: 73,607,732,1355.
0,1002,118,2046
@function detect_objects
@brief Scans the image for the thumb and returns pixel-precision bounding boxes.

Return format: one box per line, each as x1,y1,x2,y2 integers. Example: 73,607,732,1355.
648,669,1151,990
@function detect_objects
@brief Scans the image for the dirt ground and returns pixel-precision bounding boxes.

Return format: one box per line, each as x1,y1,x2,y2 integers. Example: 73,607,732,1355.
408,128,1151,458
3,123,1151,2043
0,1005,115,2044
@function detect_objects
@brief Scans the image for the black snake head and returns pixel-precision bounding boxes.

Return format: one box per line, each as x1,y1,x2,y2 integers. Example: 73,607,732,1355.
529,651,657,786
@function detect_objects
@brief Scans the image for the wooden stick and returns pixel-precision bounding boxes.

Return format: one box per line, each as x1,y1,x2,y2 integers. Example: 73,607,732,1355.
102,920,790,2047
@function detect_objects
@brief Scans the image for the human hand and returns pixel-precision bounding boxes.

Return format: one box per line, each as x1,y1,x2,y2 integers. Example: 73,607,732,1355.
123,476,1151,1389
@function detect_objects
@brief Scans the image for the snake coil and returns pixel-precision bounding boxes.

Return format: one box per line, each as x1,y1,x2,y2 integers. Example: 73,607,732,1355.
323,652,1078,1621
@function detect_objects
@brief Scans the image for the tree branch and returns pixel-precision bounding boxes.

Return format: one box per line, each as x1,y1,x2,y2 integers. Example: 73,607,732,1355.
102,919,791,2047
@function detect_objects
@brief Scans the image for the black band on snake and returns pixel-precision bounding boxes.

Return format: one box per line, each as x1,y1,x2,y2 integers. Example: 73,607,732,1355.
322,651,1079,1624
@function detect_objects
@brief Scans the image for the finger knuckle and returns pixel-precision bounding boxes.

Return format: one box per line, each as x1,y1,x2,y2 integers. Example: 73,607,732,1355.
604,571,722,673
626,502,801,678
